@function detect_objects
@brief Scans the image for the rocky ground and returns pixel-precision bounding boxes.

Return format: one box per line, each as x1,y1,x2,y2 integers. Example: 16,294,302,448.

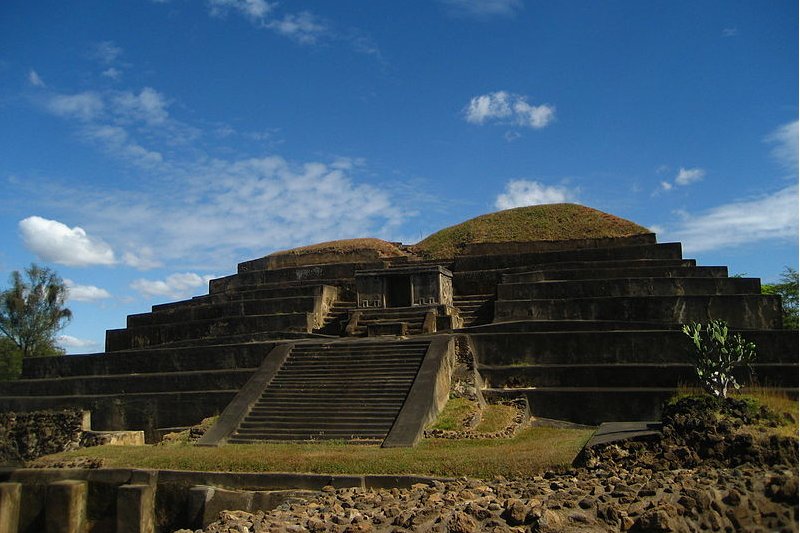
176,397,799,533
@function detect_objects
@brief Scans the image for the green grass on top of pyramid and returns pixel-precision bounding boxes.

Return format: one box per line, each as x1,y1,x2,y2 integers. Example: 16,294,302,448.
413,203,651,259
269,238,405,258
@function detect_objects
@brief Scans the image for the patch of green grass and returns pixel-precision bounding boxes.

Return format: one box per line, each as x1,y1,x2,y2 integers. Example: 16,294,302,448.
32,427,594,479
428,397,476,431
474,404,516,433
413,203,650,259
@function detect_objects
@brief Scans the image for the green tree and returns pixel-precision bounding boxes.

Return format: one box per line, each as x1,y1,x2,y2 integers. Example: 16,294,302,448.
0,264,71,361
762,267,799,329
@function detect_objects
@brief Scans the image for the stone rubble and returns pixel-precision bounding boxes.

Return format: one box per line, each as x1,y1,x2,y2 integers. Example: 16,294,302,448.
176,397,799,532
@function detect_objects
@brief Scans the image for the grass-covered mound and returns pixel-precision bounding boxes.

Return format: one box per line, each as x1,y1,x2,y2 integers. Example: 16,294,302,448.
269,238,404,258
30,426,593,478
413,203,651,259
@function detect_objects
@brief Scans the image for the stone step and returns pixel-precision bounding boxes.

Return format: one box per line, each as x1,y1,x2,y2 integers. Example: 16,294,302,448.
237,420,395,431
128,296,319,327
276,367,420,376
478,363,797,389
106,314,313,352
243,414,397,423
453,259,696,294
0,368,255,396
454,243,684,272
503,265,728,283
248,403,404,413
21,341,277,379
494,295,782,329
228,432,386,443
268,376,416,385
251,395,406,404
497,277,761,300
152,285,333,311
0,390,239,442
462,320,678,333
469,330,798,365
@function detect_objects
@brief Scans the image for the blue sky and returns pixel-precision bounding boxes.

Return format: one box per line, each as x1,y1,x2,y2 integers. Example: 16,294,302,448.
1,0,797,353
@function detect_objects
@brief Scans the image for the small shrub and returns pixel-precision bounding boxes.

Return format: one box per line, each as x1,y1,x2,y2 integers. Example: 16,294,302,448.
682,320,756,398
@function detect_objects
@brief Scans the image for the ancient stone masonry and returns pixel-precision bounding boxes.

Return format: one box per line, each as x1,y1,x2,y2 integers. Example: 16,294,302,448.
0,204,796,443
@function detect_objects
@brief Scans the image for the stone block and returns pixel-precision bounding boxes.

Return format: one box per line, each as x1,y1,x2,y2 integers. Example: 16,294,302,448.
367,322,408,336
117,484,155,533
0,482,21,533
46,480,87,533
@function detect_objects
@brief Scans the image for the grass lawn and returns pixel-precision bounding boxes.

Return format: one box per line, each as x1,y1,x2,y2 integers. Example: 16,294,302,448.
31,427,594,479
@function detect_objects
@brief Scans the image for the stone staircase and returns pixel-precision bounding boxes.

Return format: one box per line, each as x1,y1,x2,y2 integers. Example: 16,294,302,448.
346,307,434,337
313,300,356,335
227,340,429,443
453,294,495,327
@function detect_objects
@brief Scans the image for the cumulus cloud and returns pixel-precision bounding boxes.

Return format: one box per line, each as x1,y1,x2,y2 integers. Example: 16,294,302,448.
674,167,706,186
209,0,274,20
439,0,523,18
28,70,45,87
766,120,799,172
19,216,116,267
664,186,798,253
113,87,169,125
131,272,216,299
266,12,327,44
465,91,555,129
42,87,183,168
656,167,705,194
205,0,326,44
46,92,104,121
56,335,100,352
495,180,578,209
64,279,112,302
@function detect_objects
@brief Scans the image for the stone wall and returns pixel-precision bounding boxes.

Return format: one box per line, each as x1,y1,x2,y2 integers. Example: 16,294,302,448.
0,409,87,464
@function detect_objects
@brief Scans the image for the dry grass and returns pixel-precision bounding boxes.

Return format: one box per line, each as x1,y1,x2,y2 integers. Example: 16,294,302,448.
32,427,594,478
475,404,517,433
269,238,404,258
427,397,476,431
412,203,650,259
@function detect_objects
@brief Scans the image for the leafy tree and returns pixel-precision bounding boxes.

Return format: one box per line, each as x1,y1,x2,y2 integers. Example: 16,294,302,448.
682,320,756,398
761,267,799,329
0,264,71,360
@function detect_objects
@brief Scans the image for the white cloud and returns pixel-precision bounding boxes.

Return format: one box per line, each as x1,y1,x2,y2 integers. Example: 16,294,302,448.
28,69,45,87
664,186,799,253
465,91,555,129
209,0,274,20
495,179,578,209
113,87,169,125
122,250,162,270
513,99,556,129
131,272,216,299
19,216,116,267
674,167,705,186
64,279,112,302
439,0,523,18
266,12,326,44
766,120,799,172
56,335,100,350
93,41,122,65
102,67,122,80
660,181,673,191
81,125,163,167
722,27,739,37
46,92,104,121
